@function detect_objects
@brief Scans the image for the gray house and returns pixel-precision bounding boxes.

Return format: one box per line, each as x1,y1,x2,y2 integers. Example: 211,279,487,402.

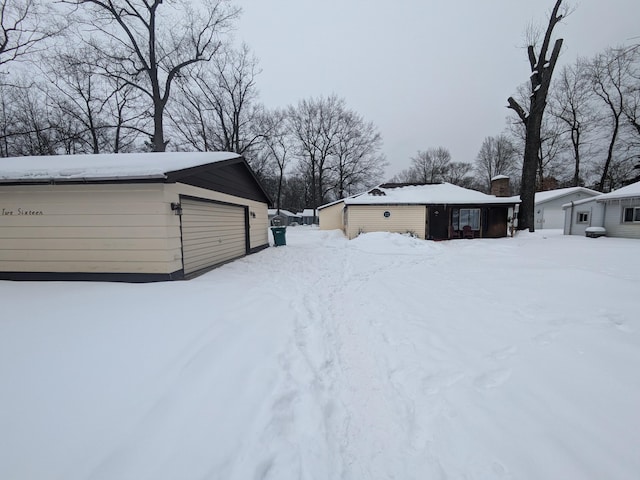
533,187,600,229
563,180,640,239
268,209,300,226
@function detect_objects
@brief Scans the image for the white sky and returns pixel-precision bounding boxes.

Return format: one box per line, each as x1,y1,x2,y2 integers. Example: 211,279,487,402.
233,0,640,179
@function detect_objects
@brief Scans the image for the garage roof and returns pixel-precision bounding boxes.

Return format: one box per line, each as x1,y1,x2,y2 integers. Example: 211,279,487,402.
0,152,241,182
533,186,600,204
344,183,519,205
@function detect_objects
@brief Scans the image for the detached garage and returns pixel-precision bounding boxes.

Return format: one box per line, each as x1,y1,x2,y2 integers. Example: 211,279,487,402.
0,152,272,281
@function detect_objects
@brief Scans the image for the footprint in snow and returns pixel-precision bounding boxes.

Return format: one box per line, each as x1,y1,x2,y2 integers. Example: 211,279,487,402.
533,330,559,346
598,312,634,333
489,345,518,361
421,372,465,395
474,369,512,390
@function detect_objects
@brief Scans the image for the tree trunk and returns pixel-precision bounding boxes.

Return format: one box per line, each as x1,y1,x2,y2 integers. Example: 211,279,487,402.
507,0,564,231
598,117,619,191
152,101,166,151
572,127,580,186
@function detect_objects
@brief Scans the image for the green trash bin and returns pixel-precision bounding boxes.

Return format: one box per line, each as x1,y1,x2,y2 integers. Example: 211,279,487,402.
271,226,287,246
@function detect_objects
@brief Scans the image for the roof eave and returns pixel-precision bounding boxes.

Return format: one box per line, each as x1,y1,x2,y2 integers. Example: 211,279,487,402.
0,174,167,184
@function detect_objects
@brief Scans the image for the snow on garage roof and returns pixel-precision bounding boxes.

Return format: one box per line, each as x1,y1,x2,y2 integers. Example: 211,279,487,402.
534,186,600,204
344,183,519,205
0,152,241,182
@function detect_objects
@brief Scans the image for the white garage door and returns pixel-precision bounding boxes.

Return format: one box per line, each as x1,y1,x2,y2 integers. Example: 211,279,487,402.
181,198,247,276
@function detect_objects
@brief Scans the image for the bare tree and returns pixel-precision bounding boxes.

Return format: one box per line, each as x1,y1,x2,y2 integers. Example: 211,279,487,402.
549,59,596,186
474,135,519,191
589,46,635,191
621,46,640,142
330,110,386,199
409,147,452,183
444,161,475,188
260,108,291,212
288,94,343,213
0,0,60,69
65,0,240,151
170,43,264,155
507,0,566,231
0,79,57,156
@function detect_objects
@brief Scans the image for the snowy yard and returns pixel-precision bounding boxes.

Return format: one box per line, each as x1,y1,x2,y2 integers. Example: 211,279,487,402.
1,227,639,480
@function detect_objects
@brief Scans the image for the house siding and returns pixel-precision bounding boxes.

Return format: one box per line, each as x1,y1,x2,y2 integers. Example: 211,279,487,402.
536,191,599,229
603,199,640,239
346,205,426,240
0,182,269,278
165,183,268,251
0,183,180,274
563,200,605,236
319,202,345,232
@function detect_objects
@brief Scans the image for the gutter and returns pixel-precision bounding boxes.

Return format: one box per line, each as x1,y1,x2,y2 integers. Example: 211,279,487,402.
0,174,168,184
569,201,574,235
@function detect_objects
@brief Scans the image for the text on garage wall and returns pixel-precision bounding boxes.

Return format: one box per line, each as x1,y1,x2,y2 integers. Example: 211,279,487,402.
2,208,44,216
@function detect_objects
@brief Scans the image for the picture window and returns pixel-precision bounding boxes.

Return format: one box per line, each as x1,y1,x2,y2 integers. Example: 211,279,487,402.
623,207,640,223
452,208,480,230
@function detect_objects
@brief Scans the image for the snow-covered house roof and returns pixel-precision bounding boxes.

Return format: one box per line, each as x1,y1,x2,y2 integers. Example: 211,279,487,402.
299,209,316,216
561,181,640,208
344,183,519,205
534,186,600,204
0,152,241,183
596,180,640,201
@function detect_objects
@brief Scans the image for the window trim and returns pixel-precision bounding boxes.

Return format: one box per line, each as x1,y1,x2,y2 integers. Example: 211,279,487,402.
452,207,481,231
576,211,589,224
623,206,640,223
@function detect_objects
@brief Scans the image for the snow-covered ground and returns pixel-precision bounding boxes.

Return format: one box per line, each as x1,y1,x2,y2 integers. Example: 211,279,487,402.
1,227,639,480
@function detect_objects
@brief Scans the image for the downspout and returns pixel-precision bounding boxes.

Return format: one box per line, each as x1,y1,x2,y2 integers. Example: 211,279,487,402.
568,201,574,235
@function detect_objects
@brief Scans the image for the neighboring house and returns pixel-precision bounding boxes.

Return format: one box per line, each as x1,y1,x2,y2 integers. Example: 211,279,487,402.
563,180,640,239
298,208,317,225
0,152,272,281
318,181,519,240
533,187,600,229
268,209,300,226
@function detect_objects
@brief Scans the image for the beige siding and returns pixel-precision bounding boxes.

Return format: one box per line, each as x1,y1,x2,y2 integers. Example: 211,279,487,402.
346,205,426,239
319,202,345,231
164,183,268,251
0,184,181,274
603,199,640,239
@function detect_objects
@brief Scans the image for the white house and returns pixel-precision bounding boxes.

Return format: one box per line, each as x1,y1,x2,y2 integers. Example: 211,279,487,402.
563,180,640,239
533,187,600,229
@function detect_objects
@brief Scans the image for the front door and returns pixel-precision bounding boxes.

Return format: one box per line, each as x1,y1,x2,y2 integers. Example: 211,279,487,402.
428,205,449,240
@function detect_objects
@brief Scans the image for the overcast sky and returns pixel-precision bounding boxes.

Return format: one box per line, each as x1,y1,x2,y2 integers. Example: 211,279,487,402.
233,0,640,179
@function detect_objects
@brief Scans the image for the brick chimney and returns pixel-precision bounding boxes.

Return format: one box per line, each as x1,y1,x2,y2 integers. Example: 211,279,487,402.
490,175,511,197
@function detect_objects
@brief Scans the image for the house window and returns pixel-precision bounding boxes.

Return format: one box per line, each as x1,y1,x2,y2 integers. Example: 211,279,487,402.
623,207,640,223
452,208,481,230
577,211,589,224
